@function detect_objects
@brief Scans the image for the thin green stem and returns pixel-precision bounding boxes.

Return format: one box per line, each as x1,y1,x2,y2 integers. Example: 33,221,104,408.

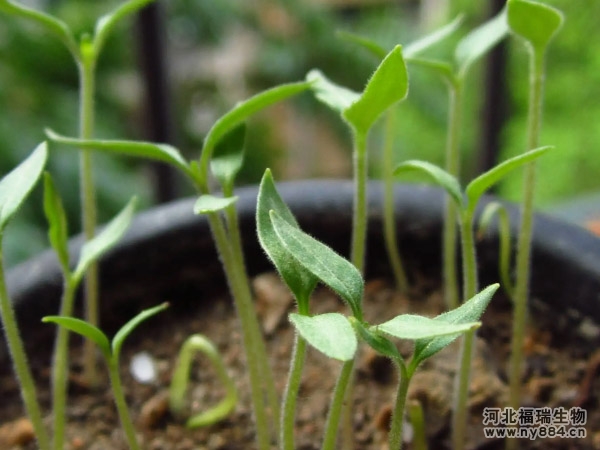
351,133,368,275
508,51,545,449
0,250,50,450
281,333,308,450
443,82,463,309
107,359,140,450
51,277,77,450
78,53,100,387
388,362,410,450
321,359,355,450
382,110,409,292
407,400,427,450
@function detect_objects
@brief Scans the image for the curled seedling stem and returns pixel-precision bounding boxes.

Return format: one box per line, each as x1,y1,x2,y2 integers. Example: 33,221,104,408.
169,334,238,428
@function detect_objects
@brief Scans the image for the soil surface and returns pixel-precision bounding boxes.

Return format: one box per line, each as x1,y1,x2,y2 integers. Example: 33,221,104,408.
0,273,599,449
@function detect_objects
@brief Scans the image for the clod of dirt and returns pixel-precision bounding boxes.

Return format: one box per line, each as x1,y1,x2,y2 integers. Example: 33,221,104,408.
0,417,35,447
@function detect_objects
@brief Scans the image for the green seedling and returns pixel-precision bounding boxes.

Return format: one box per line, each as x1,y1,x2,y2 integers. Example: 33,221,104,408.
338,15,464,293
258,170,497,450
169,334,237,428
43,172,136,450
0,143,50,450
43,302,169,450
394,145,550,450
407,400,427,450
1,0,160,386
506,3,563,443
46,79,313,450
405,9,510,309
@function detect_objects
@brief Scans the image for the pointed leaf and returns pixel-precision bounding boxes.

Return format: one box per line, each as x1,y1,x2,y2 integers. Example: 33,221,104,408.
377,314,480,340
290,313,357,361
405,57,455,84
337,30,387,59
211,124,246,189
344,45,409,137
405,15,464,58
43,316,111,360
112,302,169,359
349,316,400,361
394,160,463,207
257,170,318,313
465,146,551,214
46,129,193,179
306,69,360,114
43,173,70,274
455,8,509,77
412,284,499,367
507,0,564,52
270,210,364,319
193,195,238,215
74,197,137,281
0,142,47,231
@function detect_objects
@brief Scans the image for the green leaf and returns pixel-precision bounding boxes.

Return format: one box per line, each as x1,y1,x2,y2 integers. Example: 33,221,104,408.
112,302,169,359
376,314,480,340
349,316,400,361
210,124,246,190
270,210,364,319
199,81,312,182
43,316,111,360
465,146,551,214
289,313,357,361
306,69,360,114
455,8,509,77
405,57,456,85
404,15,464,58
43,173,70,274
507,0,564,52
256,170,318,314
46,129,193,179
193,195,238,215
344,45,409,137
394,160,463,207
73,197,137,282
0,142,48,231
412,284,499,367
336,30,387,60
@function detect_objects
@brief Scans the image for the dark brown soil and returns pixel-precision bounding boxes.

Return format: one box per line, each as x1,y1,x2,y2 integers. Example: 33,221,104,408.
0,273,598,449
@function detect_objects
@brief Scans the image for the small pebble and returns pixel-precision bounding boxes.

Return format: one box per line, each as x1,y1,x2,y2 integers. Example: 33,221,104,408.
139,390,170,429
0,417,35,447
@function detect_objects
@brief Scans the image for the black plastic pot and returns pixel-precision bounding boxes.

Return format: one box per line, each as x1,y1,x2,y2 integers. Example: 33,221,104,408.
3,180,600,368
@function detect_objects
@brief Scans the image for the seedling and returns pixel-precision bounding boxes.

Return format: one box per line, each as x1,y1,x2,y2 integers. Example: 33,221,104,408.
0,0,160,386
169,334,237,428
258,170,498,450
43,173,136,450
394,145,550,449
505,3,563,443
43,302,169,450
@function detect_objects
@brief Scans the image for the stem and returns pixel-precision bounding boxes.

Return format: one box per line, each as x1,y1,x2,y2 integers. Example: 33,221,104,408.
452,213,478,450
78,54,100,387
0,250,50,450
507,51,545,449
321,359,355,450
443,82,463,309
407,400,427,450
388,362,410,450
51,278,77,450
382,110,409,292
107,358,140,450
281,333,307,450
351,132,368,275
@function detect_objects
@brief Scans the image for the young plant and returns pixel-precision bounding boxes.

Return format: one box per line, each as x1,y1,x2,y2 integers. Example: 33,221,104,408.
169,334,237,428
43,302,169,450
0,0,160,385
506,3,563,441
258,169,498,450
338,15,464,292
46,79,313,449
43,173,137,450
394,145,550,450
0,143,50,450
406,9,509,309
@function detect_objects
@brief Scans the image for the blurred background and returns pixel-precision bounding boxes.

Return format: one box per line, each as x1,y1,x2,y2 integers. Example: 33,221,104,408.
0,0,598,266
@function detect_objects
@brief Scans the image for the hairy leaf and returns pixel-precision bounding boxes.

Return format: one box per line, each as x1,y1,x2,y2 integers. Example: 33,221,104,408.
377,314,480,340
211,124,246,190
112,302,169,358
193,195,238,215
290,313,357,361
43,316,111,360
43,173,70,274
306,69,360,114
394,160,463,207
